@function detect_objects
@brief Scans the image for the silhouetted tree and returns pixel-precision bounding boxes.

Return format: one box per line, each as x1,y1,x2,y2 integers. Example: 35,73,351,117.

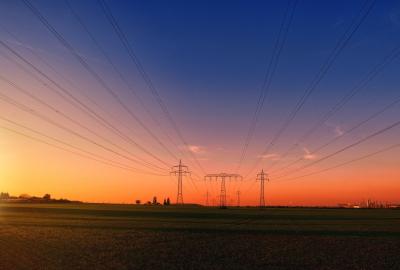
43,194,51,200
0,192,10,199
163,199,167,205
166,197,170,205
152,196,157,205
135,200,141,205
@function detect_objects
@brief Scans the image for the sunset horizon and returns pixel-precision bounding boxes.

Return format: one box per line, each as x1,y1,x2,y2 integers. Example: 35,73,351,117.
2,1,400,269
1,0,399,207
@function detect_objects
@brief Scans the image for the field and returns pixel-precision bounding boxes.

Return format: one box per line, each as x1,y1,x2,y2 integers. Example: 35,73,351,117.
1,203,400,269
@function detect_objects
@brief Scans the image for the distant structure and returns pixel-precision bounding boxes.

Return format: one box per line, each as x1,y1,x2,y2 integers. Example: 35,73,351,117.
236,190,241,207
205,191,209,206
337,199,399,209
256,170,269,208
0,192,79,203
0,192,10,200
170,160,191,205
204,173,242,208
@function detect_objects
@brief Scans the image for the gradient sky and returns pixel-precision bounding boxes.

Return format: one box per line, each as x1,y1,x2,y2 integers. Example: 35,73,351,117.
1,0,399,206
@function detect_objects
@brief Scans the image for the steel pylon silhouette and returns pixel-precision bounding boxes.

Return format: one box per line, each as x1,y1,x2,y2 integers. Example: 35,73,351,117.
170,160,190,205
204,173,242,208
256,169,269,207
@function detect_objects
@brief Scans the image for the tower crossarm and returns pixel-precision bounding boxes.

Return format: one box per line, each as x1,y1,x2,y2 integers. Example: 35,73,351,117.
204,173,243,208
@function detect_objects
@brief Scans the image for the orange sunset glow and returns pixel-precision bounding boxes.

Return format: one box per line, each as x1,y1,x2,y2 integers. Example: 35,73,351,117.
2,1,400,270
0,0,399,207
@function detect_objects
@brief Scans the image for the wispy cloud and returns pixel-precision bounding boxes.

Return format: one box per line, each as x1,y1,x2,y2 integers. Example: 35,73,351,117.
258,153,280,161
326,122,345,137
303,147,316,160
189,145,203,153
181,145,206,155
334,126,344,137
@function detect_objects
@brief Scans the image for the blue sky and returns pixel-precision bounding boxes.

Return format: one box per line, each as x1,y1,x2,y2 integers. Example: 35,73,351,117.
1,0,400,158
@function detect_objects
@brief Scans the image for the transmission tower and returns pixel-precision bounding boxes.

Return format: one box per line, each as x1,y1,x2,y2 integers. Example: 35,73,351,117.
256,169,269,207
205,190,209,206
204,173,242,208
236,190,241,207
170,160,190,205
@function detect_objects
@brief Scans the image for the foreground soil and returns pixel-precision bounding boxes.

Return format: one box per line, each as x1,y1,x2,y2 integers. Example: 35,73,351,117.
1,203,399,269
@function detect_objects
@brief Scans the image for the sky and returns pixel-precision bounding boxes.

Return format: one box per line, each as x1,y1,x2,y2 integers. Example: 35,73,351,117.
0,0,399,206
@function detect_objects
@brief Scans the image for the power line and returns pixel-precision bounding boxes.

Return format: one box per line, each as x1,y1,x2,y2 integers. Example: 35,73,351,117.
0,22,157,160
271,94,400,175
65,0,205,179
22,0,179,162
273,118,400,180
0,124,168,176
0,91,171,172
64,0,186,161
244,0,376,178
0,39,171,168
236,0,298,173
267,43,400,172
274,142,400,183
97,0,207,175
0,116,167,176
0,71,167,172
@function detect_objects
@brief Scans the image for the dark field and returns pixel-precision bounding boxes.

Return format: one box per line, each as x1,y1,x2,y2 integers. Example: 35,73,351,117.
1,203,400,269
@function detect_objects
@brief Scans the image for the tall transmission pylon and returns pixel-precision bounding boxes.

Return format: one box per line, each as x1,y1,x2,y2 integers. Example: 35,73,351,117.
170,160,190,205
204,173,242,208
205,191,209,206
256,170,269,207
236,190,241,207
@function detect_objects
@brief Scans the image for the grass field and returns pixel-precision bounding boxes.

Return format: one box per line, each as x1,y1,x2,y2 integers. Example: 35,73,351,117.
1,203,400,269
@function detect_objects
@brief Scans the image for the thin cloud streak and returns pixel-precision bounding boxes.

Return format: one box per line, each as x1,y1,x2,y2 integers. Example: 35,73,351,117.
303,147,317,160
258,153,280,161
180,144,206,155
